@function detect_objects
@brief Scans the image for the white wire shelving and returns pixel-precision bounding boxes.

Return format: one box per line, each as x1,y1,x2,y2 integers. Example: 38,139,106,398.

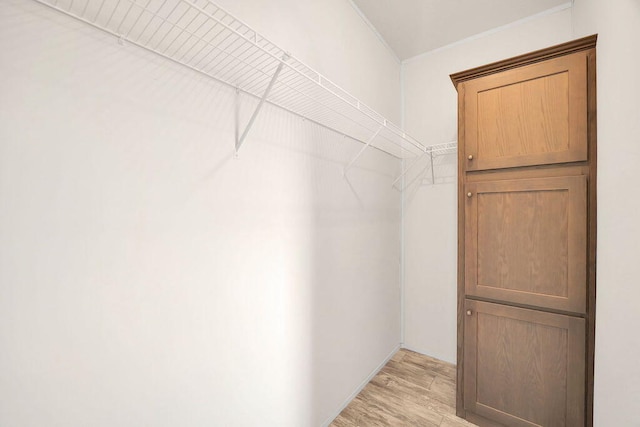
392,141,457,188
32,0,456,180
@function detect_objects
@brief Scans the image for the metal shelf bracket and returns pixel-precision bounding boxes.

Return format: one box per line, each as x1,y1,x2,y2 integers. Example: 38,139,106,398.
235,54,289,156
391,151,427,188
343,126,383,175
391,141,458,188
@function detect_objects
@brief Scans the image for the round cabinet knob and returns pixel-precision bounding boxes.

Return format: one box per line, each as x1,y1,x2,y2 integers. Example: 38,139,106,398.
466,310,472,316
467,192,472,198
468,154,473,160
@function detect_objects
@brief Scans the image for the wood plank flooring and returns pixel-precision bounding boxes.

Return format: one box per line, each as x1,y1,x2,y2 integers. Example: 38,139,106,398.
330,349,477,427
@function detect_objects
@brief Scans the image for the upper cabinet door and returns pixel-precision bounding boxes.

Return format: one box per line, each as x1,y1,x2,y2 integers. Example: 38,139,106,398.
463,51,588,171
465,175,587,313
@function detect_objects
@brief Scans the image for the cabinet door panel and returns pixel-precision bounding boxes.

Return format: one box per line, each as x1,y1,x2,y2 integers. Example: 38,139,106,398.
465,175,587,313
464,300,585,427
464,52,587,171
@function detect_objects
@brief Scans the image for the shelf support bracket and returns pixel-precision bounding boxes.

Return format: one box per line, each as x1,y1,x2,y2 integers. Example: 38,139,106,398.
392,141,458,188
235,56,288,156
430,149,435,184
343,126,383,175
391,150,427,188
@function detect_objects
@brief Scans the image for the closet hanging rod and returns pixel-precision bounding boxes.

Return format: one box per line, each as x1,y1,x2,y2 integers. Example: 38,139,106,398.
32,0,428,159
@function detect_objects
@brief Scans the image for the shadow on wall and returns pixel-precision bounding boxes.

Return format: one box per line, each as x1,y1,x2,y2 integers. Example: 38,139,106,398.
0,1,402,426
402,151,457,203
236,89,403,427
243,87,404,427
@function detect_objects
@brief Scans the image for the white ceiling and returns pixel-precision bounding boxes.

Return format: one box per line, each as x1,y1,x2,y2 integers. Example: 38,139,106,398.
350,0,570,61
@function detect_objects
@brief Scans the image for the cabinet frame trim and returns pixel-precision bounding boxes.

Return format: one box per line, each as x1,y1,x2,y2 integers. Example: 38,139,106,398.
450,34,597,88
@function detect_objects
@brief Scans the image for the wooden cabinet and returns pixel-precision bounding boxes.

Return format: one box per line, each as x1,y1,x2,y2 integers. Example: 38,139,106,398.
452,35,597,427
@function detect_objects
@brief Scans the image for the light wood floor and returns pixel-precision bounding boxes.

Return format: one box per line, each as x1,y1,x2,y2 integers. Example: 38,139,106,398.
330,349,477,427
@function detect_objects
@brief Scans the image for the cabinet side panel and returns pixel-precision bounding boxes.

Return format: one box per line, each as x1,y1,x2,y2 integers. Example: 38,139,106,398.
457,83,467,417
586,47,597,427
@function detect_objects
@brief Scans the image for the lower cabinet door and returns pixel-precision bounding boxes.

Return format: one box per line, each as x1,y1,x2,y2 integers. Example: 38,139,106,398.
464,300,585,426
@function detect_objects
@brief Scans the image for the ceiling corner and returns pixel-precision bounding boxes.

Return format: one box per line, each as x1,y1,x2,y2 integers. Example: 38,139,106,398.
346,0,401,64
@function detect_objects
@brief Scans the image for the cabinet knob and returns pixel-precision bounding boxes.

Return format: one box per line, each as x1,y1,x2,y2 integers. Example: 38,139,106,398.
466,310,472,316
467,192,472,198
468,154,473,160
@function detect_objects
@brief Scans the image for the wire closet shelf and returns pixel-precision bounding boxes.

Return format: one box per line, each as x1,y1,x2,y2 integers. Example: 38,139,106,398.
34,0,455,166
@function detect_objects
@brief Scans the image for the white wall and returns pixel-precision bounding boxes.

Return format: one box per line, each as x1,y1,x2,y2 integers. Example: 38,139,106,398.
402,0,640,423
401,7,573,363
0,1,402,426
571,0,640,425
215,0,402,124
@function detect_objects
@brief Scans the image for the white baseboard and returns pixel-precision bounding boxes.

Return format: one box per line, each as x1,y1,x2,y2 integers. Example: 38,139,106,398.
320,343,401,427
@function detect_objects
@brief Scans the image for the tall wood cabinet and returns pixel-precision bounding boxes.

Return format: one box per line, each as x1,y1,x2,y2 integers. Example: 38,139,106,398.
451,35,597,427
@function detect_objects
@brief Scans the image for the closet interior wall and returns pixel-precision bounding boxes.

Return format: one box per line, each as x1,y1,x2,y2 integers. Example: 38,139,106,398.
0,1,403,426
2,0,640,425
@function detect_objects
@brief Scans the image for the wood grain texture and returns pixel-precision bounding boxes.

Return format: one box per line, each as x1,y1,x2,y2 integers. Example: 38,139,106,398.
465,176,587,313
330,349,477,427
586,47,597,427
464,300,585,427
477,189,570,295
466,164,588,183
453,36,597,427
464,52,588,171
456,83,467,418
477,72,569,157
